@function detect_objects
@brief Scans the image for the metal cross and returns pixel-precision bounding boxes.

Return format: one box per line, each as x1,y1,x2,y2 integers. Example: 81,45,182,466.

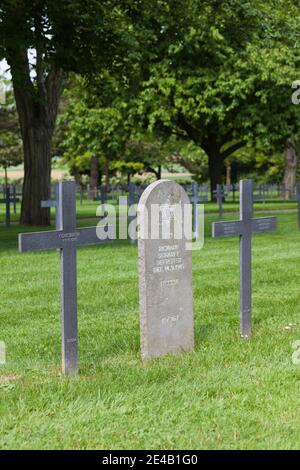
41,184,60,228
213,184,225,221
0,186,19,227
19,181,111,376
212,179,277,337
291,182,300,229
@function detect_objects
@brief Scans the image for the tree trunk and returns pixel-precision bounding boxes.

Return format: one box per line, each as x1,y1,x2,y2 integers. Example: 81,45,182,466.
282,138,298,200
4,167,8,189
207,147,223,201
90,155,99,188
104,158,110,185
157,165,162,180
74,171,82,186
20,123,52,225
226,161,231,186
8,42,63,225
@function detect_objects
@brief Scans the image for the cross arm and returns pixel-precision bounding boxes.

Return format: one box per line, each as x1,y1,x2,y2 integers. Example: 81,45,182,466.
76,226,113,247
19,231,62,253
41,200,57,208
251,217,277,233
212,220,243,238
0,197,20,203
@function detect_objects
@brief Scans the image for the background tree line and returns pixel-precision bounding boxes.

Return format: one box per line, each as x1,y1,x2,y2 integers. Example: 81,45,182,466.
0,0,300,224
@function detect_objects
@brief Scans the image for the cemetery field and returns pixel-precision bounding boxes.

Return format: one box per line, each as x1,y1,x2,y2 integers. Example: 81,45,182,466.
0,212,300,450
1,198,299,226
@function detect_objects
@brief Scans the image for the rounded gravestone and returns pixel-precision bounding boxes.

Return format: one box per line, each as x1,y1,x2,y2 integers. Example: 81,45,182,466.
138,180,194,360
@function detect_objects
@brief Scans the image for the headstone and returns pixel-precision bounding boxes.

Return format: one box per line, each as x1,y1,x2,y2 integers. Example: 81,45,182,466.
19,181,112,376
212,179,277,337
138,180,194,360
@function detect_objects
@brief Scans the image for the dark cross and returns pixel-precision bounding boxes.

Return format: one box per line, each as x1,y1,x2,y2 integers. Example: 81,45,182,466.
12,186,18,214
94,186,110,218
213,184,224,221
128,183,138,245
79,186,83,206
41,184,60,228
19,181,111,376
192,182,199,239
253,185,265,202
0,186,19,227
212,179,277,338
293,182,300,229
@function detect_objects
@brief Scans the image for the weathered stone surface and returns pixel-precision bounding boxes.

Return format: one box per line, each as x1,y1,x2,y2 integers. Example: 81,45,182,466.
138,180,194,361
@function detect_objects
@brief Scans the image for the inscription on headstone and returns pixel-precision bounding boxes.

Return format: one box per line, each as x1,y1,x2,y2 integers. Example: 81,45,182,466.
138,180,194,360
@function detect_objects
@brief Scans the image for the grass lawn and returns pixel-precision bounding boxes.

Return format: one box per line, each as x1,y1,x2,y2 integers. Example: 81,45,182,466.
1,197,299,225
0,210,300,449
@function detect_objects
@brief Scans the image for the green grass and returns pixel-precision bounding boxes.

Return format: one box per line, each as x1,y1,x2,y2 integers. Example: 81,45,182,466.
1,197,299,225
0,211,300,449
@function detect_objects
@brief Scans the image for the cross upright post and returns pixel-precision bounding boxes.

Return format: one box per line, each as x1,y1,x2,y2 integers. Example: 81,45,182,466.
5,186,10,227
80,186,83,206
19,181,112,376
128,183,137,245
0,186,20,227
239,180,252,336
213,184,224,221
41,184,60,228
295,182,300,230
212,180,277,337
192,182,199,239
13,186,17,214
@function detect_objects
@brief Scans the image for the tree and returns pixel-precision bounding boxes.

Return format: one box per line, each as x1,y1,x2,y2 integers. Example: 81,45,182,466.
0,80,22,186
129,0,300,197
58,74,169,185
283,138,298,199
59,77,127,185
0,0,137,224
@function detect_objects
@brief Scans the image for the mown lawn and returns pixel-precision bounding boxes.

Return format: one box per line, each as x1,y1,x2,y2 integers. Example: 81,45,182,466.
0,210,300,449
1,195,299,224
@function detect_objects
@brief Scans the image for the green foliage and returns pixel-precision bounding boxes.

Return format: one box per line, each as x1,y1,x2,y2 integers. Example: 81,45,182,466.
58,76,127,179
128,0,300,176
58,77,168,181
0,80,22,171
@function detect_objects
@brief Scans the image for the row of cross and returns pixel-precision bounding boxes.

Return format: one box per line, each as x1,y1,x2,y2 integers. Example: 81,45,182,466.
16,180,283,376
0,186,19,227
